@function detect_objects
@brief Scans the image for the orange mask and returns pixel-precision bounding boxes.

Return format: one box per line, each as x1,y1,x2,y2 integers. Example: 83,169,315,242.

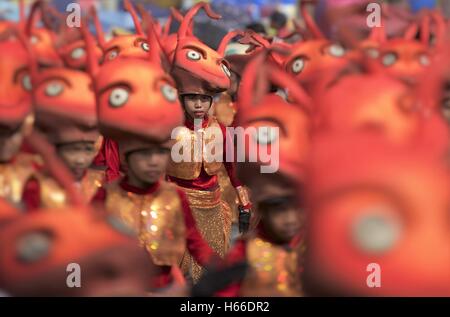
24,1,62,67
170,2,235,95
282,1,350,85
0,209,155,296
367,11,446,83
306,132,450,296
236,51,312,179
82,12,183,143
0,28,33,129
90,0,152,64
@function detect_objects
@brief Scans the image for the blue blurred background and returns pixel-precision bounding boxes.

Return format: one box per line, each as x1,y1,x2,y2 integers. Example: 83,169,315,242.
0,0,448,48
2,1,444,30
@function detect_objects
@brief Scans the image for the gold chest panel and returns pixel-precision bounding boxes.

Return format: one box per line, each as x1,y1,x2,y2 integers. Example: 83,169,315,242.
37,169,104,208
166,118,224,180
0,154,40,206
105,181,186,266
240,237,303,297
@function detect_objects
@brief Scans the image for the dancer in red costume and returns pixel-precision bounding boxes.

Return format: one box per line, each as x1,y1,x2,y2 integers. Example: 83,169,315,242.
83,16,221,288
164,2,252,282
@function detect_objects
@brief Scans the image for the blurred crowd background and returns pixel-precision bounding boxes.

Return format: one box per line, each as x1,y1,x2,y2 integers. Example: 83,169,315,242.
1,0,450,48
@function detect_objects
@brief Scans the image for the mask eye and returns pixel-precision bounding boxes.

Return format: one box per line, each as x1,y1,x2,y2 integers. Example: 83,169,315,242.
365,47,379,59
291,57,305,74
187,50,201,61
328,44,345,57
71,47,85,60
382,52,397,67
107,49,119,61
351,209,401,254
141,42,150,52
109,87,129,108
30,35,39,45
16,231,53,264
161,84,178,102
221,63,231,77
419,54,430,66
45,82,64,97
21,74,32,91
253,126,279,145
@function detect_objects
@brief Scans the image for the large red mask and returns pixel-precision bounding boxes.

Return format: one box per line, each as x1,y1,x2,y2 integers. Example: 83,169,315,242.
236,51,312,179
90,0,154,64
282,2,350,86
170,2,236,95
83,13,183,143
24,1,62,67
0,209,155,296
306,132,450,296
0,28,33,130
366,11,446,83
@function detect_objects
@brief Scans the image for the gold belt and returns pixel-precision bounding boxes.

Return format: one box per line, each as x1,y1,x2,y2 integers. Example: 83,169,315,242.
182,187,222,209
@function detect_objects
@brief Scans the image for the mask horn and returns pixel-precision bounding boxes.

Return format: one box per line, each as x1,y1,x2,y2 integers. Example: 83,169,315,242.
148,24,161,66
124,0,144,35
163,13,174,37
238,51,269,111
39,2,64,32
420,12,431,45
369,20,386,43
19,0,25,25
136,4,163,38
89,6,106,48
25,0,42,37
163,14,174,38
217,30,245,56
237,30,271,55
404,22,419,40
430,10,446,47
0,26,38,85
138,5,165,66
178,2,221,39
164,7,192,37
300,0,324,39
80,15,99,78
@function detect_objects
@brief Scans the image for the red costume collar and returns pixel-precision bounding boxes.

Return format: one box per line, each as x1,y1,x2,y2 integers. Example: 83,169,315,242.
184,115,209,130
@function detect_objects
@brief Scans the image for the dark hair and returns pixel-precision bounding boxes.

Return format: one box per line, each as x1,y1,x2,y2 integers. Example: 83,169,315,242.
270,11,287,29
245,22,266,35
